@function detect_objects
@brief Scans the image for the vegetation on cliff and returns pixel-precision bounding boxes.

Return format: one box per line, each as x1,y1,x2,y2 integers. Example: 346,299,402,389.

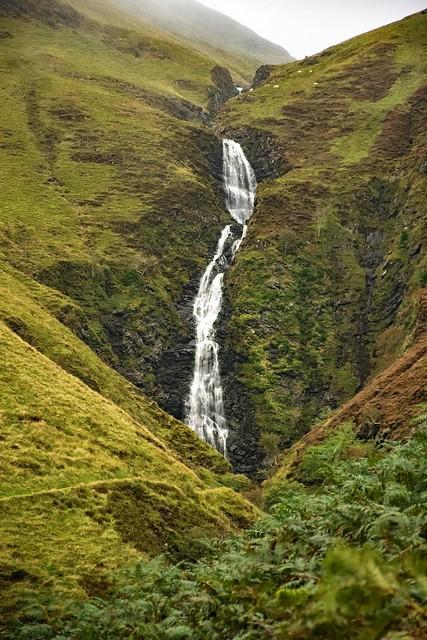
0,0,237,412
0,0,258,624
0,283,257,624
219,11,427,470
9,412,427,639
1,0,426,636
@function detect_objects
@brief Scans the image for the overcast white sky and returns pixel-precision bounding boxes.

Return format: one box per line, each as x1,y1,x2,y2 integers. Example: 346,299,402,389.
199,0,426,58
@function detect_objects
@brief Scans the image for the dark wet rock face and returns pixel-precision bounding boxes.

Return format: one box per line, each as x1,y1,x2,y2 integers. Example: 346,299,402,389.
154,226,242,423
155,276,199,421
219,294,265,478
208,66,239,114
218,125,292,181
252,65,274,88
355,227,386,386
154,140,225,420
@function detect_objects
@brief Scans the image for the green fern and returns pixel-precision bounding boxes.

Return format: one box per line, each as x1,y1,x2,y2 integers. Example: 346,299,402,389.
10,418,427,640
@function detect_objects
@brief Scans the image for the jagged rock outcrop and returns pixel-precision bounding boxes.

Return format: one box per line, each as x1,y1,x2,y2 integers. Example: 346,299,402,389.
155,276,199,421
217,124,292,180
219,295,265,477
208,66,239,114
252,64,274,88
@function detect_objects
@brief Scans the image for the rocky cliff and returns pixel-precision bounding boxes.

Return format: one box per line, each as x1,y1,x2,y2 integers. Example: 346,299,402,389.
218,11,427,475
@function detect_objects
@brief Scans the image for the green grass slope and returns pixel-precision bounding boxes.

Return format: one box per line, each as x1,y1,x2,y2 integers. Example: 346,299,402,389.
219,11,427,473
10,415,427,640
0,0,237,413
0,0,259,621
0,263,235,474
106,0,293,81
0,304,256,622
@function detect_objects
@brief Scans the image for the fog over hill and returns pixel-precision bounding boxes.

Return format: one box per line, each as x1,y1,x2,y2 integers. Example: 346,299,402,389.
110,0,293,75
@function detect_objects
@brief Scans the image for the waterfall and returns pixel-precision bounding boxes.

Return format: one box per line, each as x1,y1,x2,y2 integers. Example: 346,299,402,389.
186,140,257,455
223,139,257,225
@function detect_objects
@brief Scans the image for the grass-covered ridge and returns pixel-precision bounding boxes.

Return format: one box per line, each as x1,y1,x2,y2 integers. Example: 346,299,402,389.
9,415,427,639
0,0,234,409
0,0,261,623
0,311,257,623
219,11,427,470
99,0,293,81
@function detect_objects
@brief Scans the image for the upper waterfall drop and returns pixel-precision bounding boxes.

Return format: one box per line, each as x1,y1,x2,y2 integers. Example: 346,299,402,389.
223,139,257,224
185,140,257,455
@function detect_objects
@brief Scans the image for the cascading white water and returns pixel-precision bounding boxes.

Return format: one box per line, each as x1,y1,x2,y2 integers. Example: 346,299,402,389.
186,140,257,455
223,139,257,225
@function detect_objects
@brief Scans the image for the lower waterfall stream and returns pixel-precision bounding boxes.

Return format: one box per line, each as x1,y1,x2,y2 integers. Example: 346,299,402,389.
186,139,257,455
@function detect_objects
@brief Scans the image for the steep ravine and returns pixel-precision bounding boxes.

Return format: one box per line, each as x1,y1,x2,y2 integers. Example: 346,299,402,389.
153,93,409,479
6,0,424,485
215,11,427,465
216,131,425,472
216,130,288,477
154,135,267,476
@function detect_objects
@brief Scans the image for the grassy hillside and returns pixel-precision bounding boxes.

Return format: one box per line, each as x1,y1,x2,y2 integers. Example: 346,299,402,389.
0,261,257,623
10,412,427,639
0,0,239,417
0,0,259,623
0,264,236,473
219,11,427,473
106,0,293,81
0,316,256,622
1,2,426,635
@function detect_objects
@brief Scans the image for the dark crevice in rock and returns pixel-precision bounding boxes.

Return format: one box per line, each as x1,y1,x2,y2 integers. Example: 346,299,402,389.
218,125,292,181
208,66,239,115
252,65,274,88
218,292,265,479
352,179,408,387
355,228,385,385
154,274,199,421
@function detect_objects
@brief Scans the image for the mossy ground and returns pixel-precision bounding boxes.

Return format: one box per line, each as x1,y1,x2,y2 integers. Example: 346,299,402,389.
9,416,427,640
1,2,426,628
219,12,427,466
0,316,257,622
0,0,260,623
0,0,233,401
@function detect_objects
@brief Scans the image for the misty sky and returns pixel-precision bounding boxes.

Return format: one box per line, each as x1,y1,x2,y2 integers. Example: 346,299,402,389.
199,0,426,58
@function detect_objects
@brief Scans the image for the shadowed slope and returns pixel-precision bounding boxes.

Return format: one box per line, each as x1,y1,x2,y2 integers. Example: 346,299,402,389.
0,0,238,421
270,332,427,487
218,11,427,473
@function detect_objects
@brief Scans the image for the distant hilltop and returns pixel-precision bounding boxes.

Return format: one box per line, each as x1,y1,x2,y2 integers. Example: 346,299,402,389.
111,0,294,78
